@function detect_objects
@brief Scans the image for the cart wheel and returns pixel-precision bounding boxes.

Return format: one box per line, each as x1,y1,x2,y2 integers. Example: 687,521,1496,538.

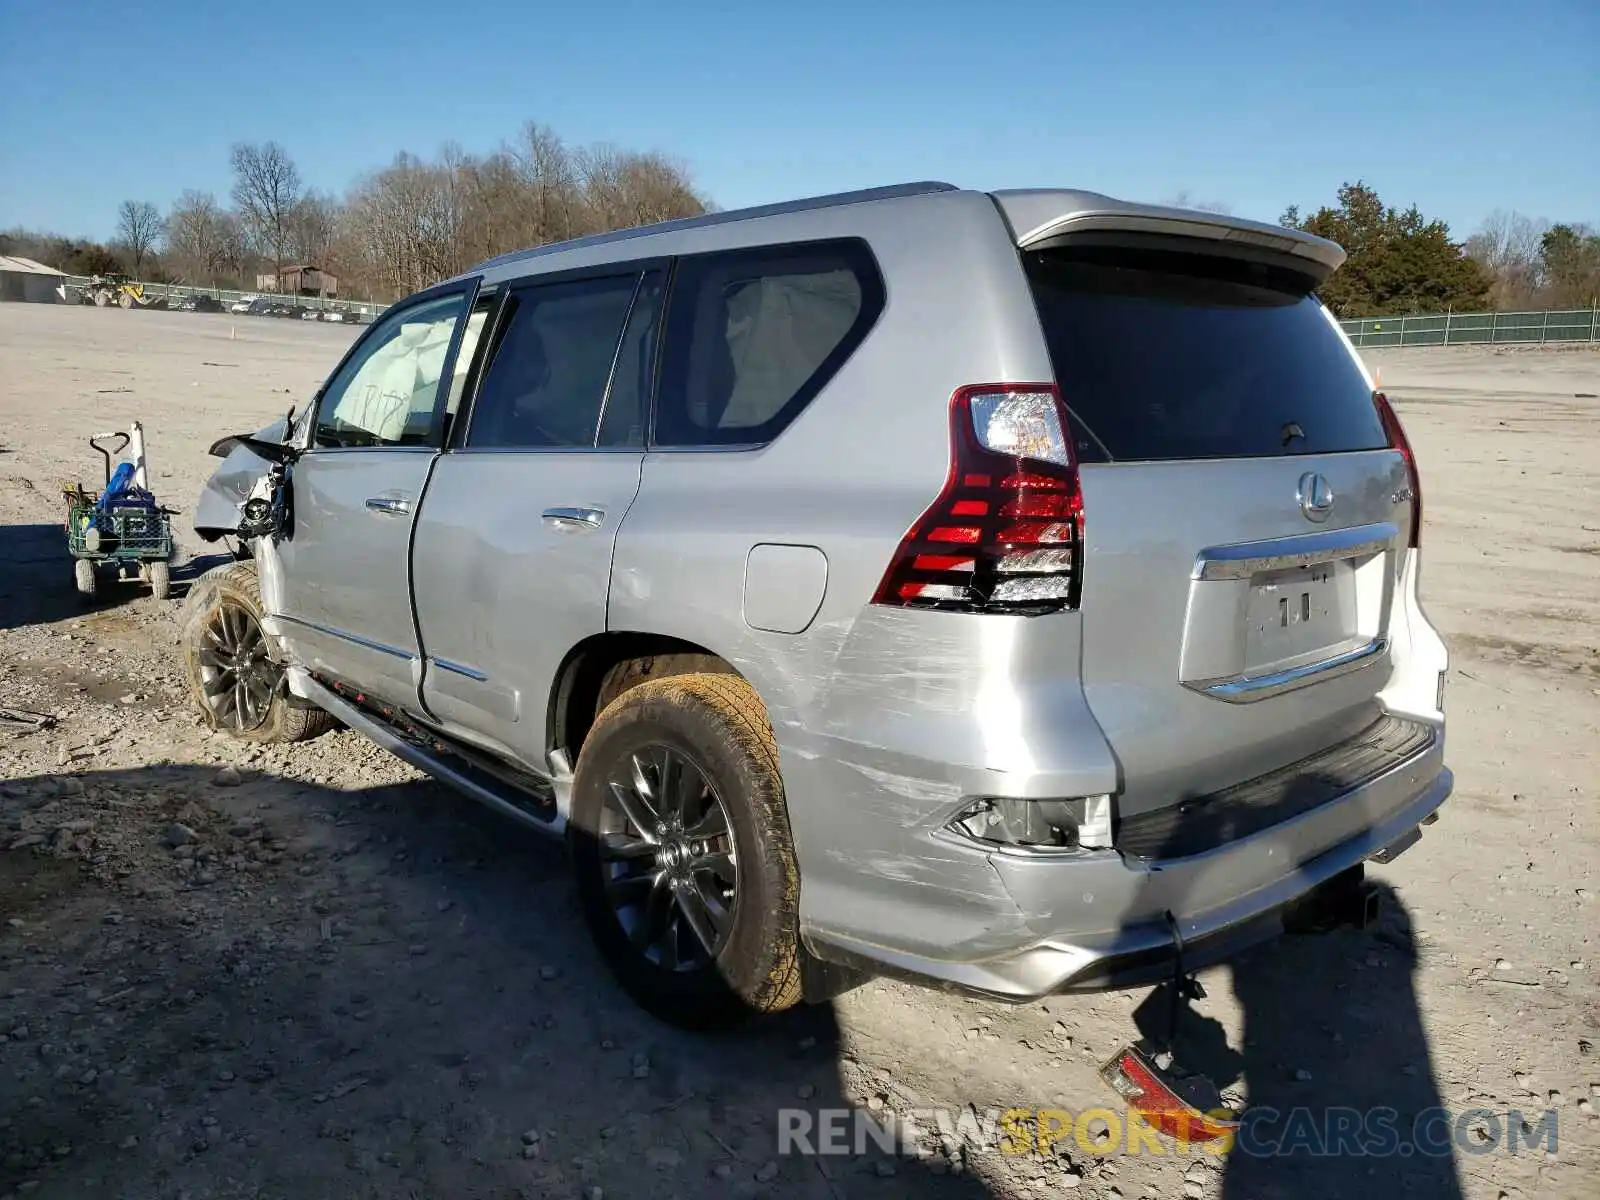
148,560,171,601
73,558,97,600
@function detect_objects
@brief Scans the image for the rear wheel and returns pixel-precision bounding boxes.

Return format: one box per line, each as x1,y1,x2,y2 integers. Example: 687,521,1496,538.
181,562,333,743
571,673,801,1028
73,558,96,599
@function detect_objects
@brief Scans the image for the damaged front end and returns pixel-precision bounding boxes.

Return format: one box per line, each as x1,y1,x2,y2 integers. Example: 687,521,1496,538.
193,409,300,545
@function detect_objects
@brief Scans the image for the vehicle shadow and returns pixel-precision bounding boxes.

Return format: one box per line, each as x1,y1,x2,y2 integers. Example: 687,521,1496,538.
0,521,230,629
0,523,79,630
1124,764,1465,1199
0,763,996,1199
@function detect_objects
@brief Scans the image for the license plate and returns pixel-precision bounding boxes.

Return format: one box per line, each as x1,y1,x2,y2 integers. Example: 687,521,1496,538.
1244,558,1358,669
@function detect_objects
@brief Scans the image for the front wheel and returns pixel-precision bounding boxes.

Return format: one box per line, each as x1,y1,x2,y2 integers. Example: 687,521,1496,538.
180,562,333,743
147,560,171,601
570,673,802,1029
73,558,97,599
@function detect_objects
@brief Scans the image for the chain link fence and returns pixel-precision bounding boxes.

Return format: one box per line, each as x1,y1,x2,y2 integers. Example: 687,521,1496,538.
59,275,386,321
1339,308,1600,348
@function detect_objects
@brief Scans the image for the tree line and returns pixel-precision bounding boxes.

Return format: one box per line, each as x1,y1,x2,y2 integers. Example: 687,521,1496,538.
1281,182,1598,317
0,121,709,302
3,158,1594,317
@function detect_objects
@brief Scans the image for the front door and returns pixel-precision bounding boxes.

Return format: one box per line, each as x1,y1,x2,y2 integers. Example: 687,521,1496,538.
270,286,473,703
412,267,664,769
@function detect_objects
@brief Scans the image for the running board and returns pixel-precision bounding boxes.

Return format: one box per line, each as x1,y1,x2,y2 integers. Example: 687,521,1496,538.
293,670,566,838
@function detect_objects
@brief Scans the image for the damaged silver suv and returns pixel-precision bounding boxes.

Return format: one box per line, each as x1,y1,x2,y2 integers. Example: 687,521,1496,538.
185,183,1451,1028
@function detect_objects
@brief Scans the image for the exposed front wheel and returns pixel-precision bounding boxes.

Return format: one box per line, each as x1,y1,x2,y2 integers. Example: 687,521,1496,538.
73,558,96,599
571,673,801,1029
180,562,333,743
147,560,171,601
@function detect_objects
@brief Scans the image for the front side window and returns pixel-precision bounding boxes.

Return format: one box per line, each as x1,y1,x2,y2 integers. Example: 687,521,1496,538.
314,291,467,448
466,274,640,450
655,240,883,447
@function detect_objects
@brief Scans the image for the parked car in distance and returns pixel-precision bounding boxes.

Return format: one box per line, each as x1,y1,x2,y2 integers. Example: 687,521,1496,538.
300,308,322,321
229,295,259,314
176,295,225,313
321,309,346,323
186,182,1450,1029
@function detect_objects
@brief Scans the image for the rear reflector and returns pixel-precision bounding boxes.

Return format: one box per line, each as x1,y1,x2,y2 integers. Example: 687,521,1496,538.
1100,1046,1240,1144
873,384,1083,614
1372,391,1420,548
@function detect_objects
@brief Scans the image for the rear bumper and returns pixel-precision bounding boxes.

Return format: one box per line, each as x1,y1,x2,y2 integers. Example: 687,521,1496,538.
799,748,1450,1001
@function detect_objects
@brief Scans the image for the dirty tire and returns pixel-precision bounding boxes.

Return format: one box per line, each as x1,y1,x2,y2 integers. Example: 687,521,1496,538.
73,557,96,600
181,560,334,744
571,673,801,1029
147,560,171,601
594,653,736,715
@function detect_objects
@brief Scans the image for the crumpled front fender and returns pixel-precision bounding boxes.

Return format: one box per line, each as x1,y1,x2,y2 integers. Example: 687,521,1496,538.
193,415,292,541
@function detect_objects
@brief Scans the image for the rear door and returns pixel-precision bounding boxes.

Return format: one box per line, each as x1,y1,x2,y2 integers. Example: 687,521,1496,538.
1021,243,1414,818
410,266,663,769
271,285,472,704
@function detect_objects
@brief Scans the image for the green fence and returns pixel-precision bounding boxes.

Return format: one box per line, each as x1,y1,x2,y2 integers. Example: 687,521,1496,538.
1339,308,1600,348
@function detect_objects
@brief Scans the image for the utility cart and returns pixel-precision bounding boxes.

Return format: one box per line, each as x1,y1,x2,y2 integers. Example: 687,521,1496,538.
63,423,175,601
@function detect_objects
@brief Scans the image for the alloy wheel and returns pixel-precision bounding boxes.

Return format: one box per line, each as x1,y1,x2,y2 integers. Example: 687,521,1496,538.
196,601,281,732
597,744,739,971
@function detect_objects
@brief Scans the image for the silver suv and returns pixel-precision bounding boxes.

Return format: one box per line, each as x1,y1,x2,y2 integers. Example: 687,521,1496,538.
187,182,1451,1028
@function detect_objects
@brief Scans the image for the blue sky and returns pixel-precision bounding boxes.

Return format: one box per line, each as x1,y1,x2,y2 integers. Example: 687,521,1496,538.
2,0,1595,242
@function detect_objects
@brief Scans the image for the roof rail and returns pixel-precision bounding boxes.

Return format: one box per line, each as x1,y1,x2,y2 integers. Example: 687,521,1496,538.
467,181,959,275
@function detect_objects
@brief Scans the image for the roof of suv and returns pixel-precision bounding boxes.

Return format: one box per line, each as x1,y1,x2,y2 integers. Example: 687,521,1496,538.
466,181,960,275
460,180,1345,284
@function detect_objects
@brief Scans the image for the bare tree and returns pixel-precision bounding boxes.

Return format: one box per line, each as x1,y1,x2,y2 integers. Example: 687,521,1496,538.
287,190,338,267
1465,210,1549,309
230,141,302,270
116,200,163,274
1166,190,1235,216
163,191,226,284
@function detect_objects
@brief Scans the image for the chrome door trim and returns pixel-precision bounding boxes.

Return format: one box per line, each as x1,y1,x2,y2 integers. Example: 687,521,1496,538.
273,613,413,660
364,496,413,516
1192,522,1397,581
431,656,489,682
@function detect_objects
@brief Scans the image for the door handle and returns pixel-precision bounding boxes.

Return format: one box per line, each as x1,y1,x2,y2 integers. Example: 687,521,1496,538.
364,496,413,516
541,506,605,530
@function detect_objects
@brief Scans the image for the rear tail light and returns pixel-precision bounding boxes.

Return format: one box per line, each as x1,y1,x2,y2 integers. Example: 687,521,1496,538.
1100,1046,1240,1144
1372,391,1420,548
873,384,1083,613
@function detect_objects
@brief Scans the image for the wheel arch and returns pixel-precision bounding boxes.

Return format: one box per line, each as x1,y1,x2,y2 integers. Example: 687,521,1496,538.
549,632,755,765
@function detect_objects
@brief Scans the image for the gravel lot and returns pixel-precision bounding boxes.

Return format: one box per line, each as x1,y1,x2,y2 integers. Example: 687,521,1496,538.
1,306,1597,1200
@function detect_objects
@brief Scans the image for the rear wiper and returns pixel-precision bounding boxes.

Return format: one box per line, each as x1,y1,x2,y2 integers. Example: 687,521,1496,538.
1280,421,1306,447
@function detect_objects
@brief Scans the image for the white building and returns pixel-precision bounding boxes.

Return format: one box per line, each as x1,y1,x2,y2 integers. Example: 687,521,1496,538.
0,256,67,303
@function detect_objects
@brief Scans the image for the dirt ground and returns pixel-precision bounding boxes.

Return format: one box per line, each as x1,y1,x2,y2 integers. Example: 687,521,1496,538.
1,306,1597,1200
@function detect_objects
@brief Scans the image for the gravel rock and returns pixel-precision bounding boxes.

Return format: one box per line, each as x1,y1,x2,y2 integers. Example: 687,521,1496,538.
213,766,242,787
646,1146,682,1170
162,823,198,849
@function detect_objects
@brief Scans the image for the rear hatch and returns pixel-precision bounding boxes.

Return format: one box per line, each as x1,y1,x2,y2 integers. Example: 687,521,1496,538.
1015,224,1413,822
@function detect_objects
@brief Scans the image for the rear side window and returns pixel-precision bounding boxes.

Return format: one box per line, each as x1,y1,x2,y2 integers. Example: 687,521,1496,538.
1024,247,1388,462
655,239,884,447
467,274,639,449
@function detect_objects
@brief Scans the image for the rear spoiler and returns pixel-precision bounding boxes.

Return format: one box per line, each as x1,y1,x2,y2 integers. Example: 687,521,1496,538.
990,189,1345,286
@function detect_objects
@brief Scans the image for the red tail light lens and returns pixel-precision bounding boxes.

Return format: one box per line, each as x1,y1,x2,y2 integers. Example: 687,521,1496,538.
873,384,1083,613
1372,391,1420,548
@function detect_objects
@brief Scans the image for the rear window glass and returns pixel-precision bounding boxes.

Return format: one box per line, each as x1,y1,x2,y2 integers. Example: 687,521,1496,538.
654,239,884,447
1024,247,1387,462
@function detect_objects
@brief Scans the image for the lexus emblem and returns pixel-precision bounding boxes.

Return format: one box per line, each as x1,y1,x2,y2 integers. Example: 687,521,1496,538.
1297,472,1335,522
